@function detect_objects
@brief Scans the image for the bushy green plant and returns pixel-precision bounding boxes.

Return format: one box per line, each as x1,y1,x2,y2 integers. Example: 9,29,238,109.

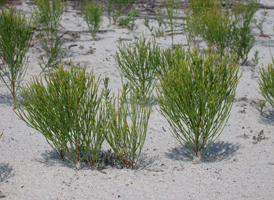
33,0,66,73
185,0,258,63
104,83,152,169
14,64,106,169
82,0,103,39
0,6,33,106
118,8,138,30
230,0,258,64
157,47,241,162
258,58,274,109
115,37,162,97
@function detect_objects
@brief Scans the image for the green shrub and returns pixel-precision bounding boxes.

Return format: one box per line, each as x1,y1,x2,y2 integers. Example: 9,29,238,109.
185,0,258,63
14,64,106,169
82,0,103,39
0,6,33,106
157,47,241,162
115,37,162,98
258,58,274,109
104,83,152,169
230,0,258,64
33,0,66,73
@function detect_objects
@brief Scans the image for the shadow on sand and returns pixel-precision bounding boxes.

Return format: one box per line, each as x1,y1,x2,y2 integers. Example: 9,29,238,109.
0,163,15,182
259,110,274,126
165,140,241,163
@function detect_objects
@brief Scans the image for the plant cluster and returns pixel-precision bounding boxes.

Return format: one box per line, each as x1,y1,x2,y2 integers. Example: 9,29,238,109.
185,0,258,64
3,0,274,169
0,6,33,106
106,0,135,24
82,0,103,39
33,0,66,73
14,63,152,169
14,64,106,169
143,0,179,45
157,47,241,161
118,8,138,30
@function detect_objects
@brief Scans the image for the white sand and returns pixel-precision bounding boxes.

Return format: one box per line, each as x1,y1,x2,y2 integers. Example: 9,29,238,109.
0,0,274,199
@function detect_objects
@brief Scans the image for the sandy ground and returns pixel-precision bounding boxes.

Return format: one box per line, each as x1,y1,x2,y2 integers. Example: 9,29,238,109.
0,0,274,199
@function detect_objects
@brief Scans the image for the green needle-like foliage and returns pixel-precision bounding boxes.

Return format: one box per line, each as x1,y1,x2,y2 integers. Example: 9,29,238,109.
0,6,33,106
186,0,258,63
118,8,138,30
157,47,241,162
164,0,179,48
258,58,274,109
115,37,162,97
33,0,66,73
104,84,152,169
82,0,103,39
106,0,135,24
14,64,106,169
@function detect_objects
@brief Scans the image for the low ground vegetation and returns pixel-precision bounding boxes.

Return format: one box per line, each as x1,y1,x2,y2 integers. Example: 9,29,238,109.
0,0,273,169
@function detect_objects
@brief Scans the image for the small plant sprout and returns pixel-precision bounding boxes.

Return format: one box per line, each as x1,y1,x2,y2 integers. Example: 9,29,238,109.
118,8,138,30
14,64,106,169
256,99,266,114
33,0,66,73
107,0,135,24
255,10,268,35
143,8,169,38
251,50,260,79
0,6,33,107
164,0,179,48
82,0,103,39
157,47,241,162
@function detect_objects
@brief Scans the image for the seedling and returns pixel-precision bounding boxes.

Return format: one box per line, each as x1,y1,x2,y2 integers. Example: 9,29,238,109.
33,0,66,73
251,50,259,79
118,8,138,30
82,0,103,39
256,99,266,114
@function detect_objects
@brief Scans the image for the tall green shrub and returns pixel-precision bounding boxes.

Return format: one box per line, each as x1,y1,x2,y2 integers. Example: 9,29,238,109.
157,47,241,162
104,83,152,169
0,6,33,106
14,64,106,169
33,0,66,73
